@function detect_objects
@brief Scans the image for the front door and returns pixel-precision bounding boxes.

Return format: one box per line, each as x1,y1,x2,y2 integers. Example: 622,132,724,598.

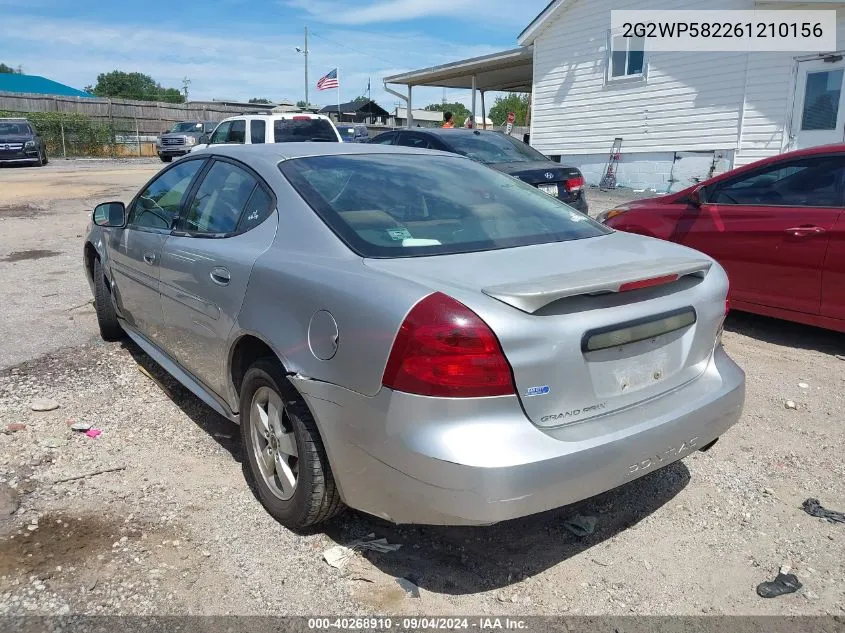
791,57,845,150
109,158,206,342
159,158,277,396
683,154,844,315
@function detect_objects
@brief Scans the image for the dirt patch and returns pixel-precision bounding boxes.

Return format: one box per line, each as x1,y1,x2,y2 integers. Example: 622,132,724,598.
0,204,42,219
0,512,139,578
1,249,61,262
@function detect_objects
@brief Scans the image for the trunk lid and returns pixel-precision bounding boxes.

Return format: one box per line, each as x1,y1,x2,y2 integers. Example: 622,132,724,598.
365,232,728,428
491,161,581,186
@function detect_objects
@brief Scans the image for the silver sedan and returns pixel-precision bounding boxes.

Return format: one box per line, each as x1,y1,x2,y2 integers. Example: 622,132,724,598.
83,143,744,530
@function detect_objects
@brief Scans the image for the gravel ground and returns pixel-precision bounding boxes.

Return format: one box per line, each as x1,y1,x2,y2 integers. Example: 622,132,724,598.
0,160,844,617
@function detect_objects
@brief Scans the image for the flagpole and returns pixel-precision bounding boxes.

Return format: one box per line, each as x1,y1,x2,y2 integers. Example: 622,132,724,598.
336,67,340,120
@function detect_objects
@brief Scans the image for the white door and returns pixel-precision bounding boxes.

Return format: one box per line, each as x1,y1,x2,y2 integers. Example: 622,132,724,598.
791,58,845,150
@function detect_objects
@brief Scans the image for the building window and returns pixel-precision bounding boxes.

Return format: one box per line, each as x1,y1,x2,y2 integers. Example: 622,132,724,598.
607,32,646,81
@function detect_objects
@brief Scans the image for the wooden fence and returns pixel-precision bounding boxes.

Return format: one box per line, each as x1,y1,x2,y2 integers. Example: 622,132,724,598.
0,92,275,136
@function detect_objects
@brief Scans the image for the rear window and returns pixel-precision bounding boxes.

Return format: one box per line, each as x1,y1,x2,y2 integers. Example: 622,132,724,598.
445,132,550,164
279,154,608,258
274,119,338,142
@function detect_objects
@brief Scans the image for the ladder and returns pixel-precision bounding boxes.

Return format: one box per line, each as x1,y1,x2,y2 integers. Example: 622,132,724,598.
600,137,623,190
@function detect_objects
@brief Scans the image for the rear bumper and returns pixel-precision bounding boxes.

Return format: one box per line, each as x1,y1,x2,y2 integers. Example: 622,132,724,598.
293,346,745,525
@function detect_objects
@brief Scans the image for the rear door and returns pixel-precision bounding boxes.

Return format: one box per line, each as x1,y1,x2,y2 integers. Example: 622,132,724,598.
680,155,844,315
159,158,278,396
109,158,206,342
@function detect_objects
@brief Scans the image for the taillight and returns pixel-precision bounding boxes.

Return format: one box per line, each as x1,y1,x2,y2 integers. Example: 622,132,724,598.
382,292,515,398
725,279,731,315
564,176,584,192
618,274,679,292
293,115,311,120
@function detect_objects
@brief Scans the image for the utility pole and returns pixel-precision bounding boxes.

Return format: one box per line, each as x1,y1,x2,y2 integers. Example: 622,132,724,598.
182,77,191,101
296,27,309,109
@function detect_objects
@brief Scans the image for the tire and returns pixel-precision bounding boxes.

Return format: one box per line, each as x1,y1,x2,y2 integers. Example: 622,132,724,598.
159,154,172,163
240,358,344,530
93,257,124,341
42,150,48,165
36,151,46,167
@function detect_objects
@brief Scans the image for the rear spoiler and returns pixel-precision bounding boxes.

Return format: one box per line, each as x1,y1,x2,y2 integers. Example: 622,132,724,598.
482,257,712,313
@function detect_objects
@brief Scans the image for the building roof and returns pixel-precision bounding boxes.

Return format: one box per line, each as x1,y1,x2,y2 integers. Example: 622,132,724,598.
517,0,572,45
319,99,390,117
383,47,534,92
0,73,92,98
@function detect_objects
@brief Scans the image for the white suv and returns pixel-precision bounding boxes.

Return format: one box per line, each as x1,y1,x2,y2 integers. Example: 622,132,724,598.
192,113,342,152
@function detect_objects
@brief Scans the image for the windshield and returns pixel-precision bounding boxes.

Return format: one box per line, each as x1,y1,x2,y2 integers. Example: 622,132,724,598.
0,122,30,136
279,154,608,258
274,119,338,142
445,132,550,164
168,122,203,133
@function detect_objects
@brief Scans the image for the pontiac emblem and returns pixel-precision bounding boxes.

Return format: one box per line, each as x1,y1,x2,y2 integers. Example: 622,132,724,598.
544,172,554,180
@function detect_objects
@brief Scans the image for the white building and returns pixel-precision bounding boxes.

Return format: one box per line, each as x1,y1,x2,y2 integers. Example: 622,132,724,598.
520,0,845,191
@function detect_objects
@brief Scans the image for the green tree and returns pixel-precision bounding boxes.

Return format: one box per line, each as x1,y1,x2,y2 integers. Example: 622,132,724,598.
351,95,370,105
86,71,185,103
423,101,470,126
0,63,21,74
489,93,530,126
249,97,272,104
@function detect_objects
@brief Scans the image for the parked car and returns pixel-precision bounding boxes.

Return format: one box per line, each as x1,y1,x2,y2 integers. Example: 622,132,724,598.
369,128,588,213
156,121,217,162
0,117,47,166
336,123,369,143
83,143,743,530
192,113,341,152
598,144,845,333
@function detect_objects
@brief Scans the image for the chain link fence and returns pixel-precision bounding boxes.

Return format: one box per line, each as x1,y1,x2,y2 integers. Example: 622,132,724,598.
0,110,160,158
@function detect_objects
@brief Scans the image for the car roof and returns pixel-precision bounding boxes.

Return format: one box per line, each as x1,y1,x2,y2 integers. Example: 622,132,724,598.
398,128,504,137
194,142,458,162
218,113,333,123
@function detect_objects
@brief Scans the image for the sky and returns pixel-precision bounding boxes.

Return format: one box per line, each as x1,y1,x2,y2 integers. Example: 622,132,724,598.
0,0,548,111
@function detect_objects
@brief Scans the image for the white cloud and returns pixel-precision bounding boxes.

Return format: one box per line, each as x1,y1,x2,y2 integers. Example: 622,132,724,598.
0,13,523,113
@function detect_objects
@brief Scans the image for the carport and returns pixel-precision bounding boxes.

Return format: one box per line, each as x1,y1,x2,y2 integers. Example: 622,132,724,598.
383,46,533,128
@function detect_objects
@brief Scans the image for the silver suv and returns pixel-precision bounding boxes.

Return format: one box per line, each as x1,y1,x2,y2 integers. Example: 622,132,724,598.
157,121,217,162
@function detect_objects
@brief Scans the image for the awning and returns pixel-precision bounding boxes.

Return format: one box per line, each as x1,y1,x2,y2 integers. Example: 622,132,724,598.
384,46,533,93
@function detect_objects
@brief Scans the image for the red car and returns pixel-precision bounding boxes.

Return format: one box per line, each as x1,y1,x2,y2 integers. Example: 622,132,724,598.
598,144,845,333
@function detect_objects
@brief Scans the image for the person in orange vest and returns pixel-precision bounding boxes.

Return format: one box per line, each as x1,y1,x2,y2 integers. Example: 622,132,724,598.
442,112,455,128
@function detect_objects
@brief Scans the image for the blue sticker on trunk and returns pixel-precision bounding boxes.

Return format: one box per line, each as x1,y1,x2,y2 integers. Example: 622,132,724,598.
526,385,551,397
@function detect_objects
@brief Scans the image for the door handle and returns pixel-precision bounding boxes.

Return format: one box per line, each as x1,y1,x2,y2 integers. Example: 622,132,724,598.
785,225,826,237
142,252,156,264
210,267,231,286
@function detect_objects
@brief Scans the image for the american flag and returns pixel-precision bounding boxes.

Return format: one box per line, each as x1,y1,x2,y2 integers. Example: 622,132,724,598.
317,68,339,91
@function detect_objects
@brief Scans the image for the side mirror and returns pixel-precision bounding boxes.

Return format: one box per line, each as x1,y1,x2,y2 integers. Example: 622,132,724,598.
93,201,126,228
199,134,210,144
689,185,707,206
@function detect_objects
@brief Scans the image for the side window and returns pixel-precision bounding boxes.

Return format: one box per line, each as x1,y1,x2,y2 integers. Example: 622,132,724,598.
709,157,845,208
607,31,646,81
180,161,258,235
209,122,231,144
128,159,204,230
396,133,430,149
227,119,246,144
370,132,396,145
251,119,266,144
237,186,275,232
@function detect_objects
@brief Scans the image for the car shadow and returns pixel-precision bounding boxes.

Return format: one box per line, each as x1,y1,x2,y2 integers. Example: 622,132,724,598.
118,337,691,594
120,339,242,463
324,460,691,595
725,310,844,355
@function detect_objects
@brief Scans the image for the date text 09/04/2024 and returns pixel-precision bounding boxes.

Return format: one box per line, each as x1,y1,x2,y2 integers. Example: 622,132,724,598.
308,617,529,630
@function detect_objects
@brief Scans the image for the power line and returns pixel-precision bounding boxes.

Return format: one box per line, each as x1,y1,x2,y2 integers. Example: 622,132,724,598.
309,31,395,68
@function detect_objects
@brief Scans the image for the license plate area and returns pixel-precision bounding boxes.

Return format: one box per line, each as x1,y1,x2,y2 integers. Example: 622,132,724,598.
538,183,559,196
